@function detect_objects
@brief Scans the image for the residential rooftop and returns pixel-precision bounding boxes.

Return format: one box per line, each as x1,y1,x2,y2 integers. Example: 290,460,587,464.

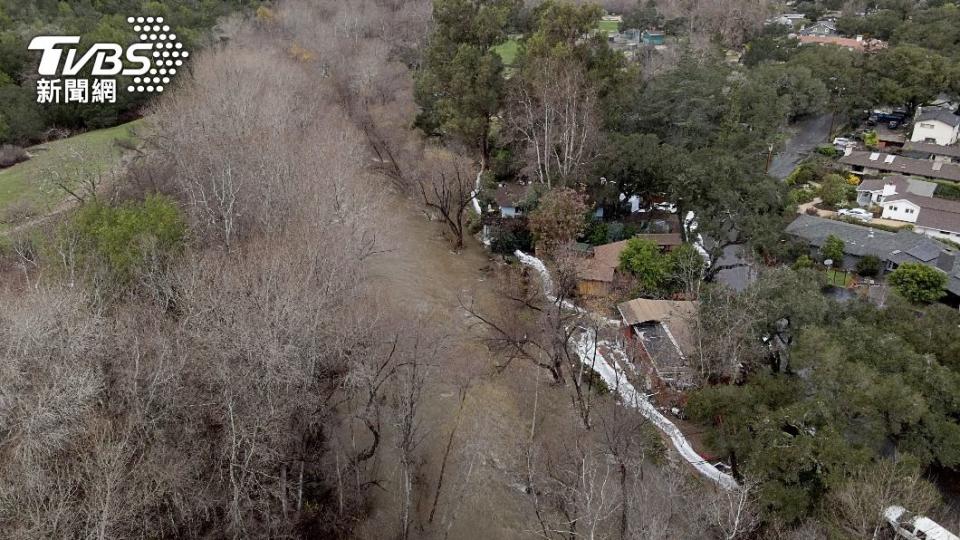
785,214,960,296
902,141,960,160
840,150,960,182
916,108,960,128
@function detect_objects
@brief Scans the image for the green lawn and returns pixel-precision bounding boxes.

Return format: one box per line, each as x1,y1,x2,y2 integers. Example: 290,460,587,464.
494,38,519,66
495,18,617,66
825,268,854,287
0,119,143,227
598,19,620,34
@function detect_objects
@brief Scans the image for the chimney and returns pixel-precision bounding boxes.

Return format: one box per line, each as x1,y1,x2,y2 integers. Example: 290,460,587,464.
937,250,956,272
844,146,853,156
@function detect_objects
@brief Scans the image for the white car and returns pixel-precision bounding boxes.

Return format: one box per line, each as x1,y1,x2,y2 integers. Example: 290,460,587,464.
837,208,872,221
832,137,855,151
653,202,677,213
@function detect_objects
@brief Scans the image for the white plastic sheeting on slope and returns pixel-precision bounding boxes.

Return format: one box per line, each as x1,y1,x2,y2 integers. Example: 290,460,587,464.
684,211,711,267
885,506,960,540
575,328,739,491
514,250,738,491
514,251,621,326
471,168,483,216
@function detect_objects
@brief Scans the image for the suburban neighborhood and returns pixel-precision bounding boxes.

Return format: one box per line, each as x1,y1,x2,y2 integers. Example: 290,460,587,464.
1,0,959,538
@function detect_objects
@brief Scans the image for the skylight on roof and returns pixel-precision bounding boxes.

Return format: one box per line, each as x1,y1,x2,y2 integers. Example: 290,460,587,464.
884,155,895,163
869,152,880,161
933,162,943,171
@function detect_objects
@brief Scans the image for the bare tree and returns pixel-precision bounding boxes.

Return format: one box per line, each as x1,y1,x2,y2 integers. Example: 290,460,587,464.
507,56,599,188
828,457,941,539
711,483,760,540
415,150,477,251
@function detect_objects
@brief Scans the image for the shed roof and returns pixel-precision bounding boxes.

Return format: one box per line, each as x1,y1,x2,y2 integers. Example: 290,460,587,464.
493,183,532,207
617,298,698,358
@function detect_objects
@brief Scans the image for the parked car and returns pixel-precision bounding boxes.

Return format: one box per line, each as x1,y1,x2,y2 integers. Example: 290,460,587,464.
837,208,872,221
653,202,677,213
832,137,856,151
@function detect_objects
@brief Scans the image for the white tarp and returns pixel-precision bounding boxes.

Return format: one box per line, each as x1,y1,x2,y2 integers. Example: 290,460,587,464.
515,251,738,490
884,505,959,540
575,328,739,491
510,253,960,529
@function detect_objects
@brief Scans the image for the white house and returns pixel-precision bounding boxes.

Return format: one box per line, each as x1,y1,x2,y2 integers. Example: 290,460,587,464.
855,175,936,206
879,199,920,223
878,193,960,241
911,107,960,146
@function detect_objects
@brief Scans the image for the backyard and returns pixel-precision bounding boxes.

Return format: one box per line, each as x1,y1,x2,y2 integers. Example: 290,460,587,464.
825,268,855,287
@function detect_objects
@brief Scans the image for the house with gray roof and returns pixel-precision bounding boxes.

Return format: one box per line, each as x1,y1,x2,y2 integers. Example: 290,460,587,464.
798,20,837,36
491,183,533,217
855,175,936,206
911,108,960,146
785,214,960,299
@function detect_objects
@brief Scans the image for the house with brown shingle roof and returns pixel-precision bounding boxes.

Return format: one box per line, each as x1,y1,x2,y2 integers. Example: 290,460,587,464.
617,298,698,389
840,150,960,183
902,141,960,163
575,234,683,297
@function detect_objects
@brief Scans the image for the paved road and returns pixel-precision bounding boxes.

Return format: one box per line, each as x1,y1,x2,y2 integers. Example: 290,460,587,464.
768,113,833,180
707,114,833,290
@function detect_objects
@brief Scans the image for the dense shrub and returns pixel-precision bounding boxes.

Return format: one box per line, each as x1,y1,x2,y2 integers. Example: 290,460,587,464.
490,220,533,255
855,255,881,277
820,234,845,266
584,219,609,245
935,181,960,201
792,254,814,270
0,144,27,168
55,195,186,285
819,174,847,207
815,144,839,157
790,188,815,205
889,262,947,303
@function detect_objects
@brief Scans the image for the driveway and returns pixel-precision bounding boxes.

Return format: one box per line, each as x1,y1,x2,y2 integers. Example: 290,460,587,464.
703,114,833,290
768,113,833,180
796,197,835,218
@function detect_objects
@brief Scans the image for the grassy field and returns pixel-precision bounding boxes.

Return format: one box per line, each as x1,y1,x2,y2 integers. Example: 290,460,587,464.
0,119,143,228
494,38,520,66
496,18,618,66
598,19,620,34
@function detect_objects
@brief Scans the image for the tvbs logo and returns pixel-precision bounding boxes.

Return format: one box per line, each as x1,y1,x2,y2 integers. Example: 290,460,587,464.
28,16,188,104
